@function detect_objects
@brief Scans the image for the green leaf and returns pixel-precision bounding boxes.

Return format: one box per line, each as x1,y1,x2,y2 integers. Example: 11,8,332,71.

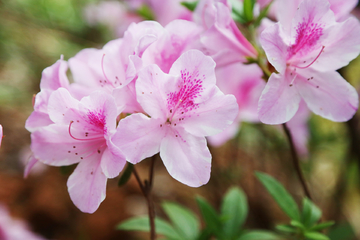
309,221,335,231
290,220,305,230
117,216,182,240
196,196,222,237
327,223,355,240
162,202,200,240
304,231,330,240
254,0,273,27
118,163,134,186
221,187,248,238
255,172,301,221
180,1,198,12
136,4,155,20
243,0,255,22
237,230,282,240
275,224,297,233
301,198,322,227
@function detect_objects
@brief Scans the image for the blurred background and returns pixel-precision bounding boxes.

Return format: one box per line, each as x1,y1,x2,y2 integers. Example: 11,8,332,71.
1,0,360,239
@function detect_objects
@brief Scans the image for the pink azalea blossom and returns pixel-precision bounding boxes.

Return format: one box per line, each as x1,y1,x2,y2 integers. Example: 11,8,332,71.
31,89,126,213
25,57,69,132
208,63,265,146
83,1,142,37
141,19,203,73
146,0,193,26
258,0,360,124
194,0,257,67
286,100,311,157
112,50,238,187
0,205,46,240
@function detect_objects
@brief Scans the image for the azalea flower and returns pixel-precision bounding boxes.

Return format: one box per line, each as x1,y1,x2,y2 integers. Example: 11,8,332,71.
194,0,258,67
112,50,238,187
0,205,46,240
258,0,360,124
31,89,126,213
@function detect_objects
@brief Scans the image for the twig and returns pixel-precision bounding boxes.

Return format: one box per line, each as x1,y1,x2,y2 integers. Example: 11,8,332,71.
282,123,313,200
132,155,157,240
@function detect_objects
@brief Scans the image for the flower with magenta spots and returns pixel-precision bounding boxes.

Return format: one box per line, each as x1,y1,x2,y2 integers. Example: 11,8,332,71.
112,49,238,187
31,88,126,213
258,0,360,124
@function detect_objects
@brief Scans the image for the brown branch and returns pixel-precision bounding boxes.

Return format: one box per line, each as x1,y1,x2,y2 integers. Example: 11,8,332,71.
282,123,313,200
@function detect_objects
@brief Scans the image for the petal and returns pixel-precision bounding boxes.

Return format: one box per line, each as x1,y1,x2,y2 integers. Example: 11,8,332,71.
23,155,39,178
160,128,211,187
141,19,203,73
47,88,80,124
179,86,239,137
136,64,175,119
31,124,102,166
111,113,166,164
112,83,144,114
25,111,53,132
295,69,358,122
312,17,360,71
260,23,288,73
207,120,240,147
169,49,217,101
100,139,126,179
258,72,302,124
67,155,107,213
40,57,69,90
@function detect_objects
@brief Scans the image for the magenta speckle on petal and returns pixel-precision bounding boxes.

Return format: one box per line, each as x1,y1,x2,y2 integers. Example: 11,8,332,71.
288,18,323,60
166,69,204,119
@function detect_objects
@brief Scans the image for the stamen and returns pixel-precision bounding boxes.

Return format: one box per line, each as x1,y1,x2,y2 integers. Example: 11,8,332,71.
101,54,116,88
68,121,104,141
293,46,325,69
289,72,297,87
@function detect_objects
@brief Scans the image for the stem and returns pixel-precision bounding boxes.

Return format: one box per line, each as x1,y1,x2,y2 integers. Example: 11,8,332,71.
132,155,157,240
282,123,313,200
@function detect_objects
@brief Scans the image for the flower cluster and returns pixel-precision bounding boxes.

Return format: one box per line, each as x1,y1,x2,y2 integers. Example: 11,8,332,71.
26,0,360,213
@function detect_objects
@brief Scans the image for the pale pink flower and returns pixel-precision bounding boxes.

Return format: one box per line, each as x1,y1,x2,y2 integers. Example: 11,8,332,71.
112,50,238,187
0,204,46,240
258,0,360,124
207,63,265,146
31,89,126,213
141,19,203,73
286,101,311,157
83,1,142,37
194,0,257,67
146,0,193,26
25,57,69,132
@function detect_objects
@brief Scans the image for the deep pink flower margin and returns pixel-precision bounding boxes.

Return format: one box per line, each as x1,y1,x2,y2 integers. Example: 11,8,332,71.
22,0,360,213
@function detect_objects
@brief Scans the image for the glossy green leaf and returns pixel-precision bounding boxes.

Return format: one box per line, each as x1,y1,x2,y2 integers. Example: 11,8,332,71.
275,224,297,233
255,172,301,221
327,223,355,240
162,202,200,240
196,196,222,237
117,216,182,240
118,163,134,186
304,231,330,240
301,198,322,227
180,1,198,12
290,220,305,230
237,230,282,240
221,187,248,238
309,221,335,231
